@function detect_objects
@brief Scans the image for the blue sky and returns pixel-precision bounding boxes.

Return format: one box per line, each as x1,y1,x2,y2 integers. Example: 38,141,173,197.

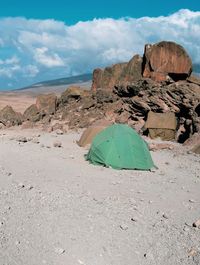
0,1,200,90
1,0,199,23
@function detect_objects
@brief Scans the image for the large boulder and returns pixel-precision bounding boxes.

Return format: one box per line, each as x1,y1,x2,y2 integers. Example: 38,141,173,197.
60,86,86,105
91,69,103,91
23,104,43,122
0,105,23,126
91,63,127,90
119,54,143,83
143,41,192,82
36,93,57,115
91,55,143,91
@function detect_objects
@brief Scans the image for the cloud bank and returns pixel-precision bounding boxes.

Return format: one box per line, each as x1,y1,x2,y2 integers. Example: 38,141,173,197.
0,9,200,89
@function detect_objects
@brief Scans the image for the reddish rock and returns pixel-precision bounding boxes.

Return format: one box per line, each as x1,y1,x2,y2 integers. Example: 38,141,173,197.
23,104,41,122
143,41,192,82
91,68,103,91
0,105,23,126
60,86,85,105
119,54,143,83
91,55,143,91
36,93,57,115
91,63,127,90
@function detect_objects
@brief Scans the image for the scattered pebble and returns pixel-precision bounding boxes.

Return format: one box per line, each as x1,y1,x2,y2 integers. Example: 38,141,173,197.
188,248,197,257
27,184,33,190
54,247,65,255
189,199,196,203
162,213,169,219
78,260,86,265
120,224,128,230
16,136,28,143
131,218,137,222
53,141,62,148
32,138,40,144
56,129,64,135
15,240,20,246
183,226,190,232
18,183,25,189
193,219,200,228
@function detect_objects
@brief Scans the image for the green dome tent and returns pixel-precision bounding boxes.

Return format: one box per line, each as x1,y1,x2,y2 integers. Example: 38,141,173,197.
86,124,155,170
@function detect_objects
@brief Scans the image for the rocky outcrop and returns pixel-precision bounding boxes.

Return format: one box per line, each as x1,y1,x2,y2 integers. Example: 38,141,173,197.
114,79,200,141
91,55,143,91
92,41,193,90
119,55,143,83
92,63,127,90
142,41,192,82
36,93,57,115
0,41,199,145
0,105,23,126
60,86,88,105
23,104,43,122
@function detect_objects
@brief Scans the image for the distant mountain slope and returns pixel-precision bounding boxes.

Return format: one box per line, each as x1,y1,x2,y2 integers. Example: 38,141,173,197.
17,73,92,90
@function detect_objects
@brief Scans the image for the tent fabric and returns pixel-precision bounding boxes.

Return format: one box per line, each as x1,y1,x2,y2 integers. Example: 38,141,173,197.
87,124,155,170
145,111,177,130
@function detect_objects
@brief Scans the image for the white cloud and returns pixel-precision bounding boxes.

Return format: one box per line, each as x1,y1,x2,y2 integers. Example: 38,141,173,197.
23,65,39,77
34,47,64,67
0,56,20,65
0,9,200,89
0,38,4,47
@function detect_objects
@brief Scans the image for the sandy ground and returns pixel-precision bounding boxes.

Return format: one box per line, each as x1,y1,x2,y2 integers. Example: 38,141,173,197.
0,127,199,265
0,92,36,113
0,82,91,113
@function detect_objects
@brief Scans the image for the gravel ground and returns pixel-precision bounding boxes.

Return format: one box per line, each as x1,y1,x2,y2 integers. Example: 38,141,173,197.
0,128,199,265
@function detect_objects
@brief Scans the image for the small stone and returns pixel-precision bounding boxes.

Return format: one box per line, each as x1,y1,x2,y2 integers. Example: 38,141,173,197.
27,184,33,190
183,226,190,232
162,213,169,219
53,141,62,148
15,240,20,245
18,183,25,189
7,172,12,176
188,248,197,257
131,218,137,222
189,199,196,203
16,136,28,143
56,129,64,135
32,138,40,144
193,219,200,228
78,260,85,265
69,154,74,159
185,222,191,227
5,206,11,211
120,224,128,230
54,247,65,255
